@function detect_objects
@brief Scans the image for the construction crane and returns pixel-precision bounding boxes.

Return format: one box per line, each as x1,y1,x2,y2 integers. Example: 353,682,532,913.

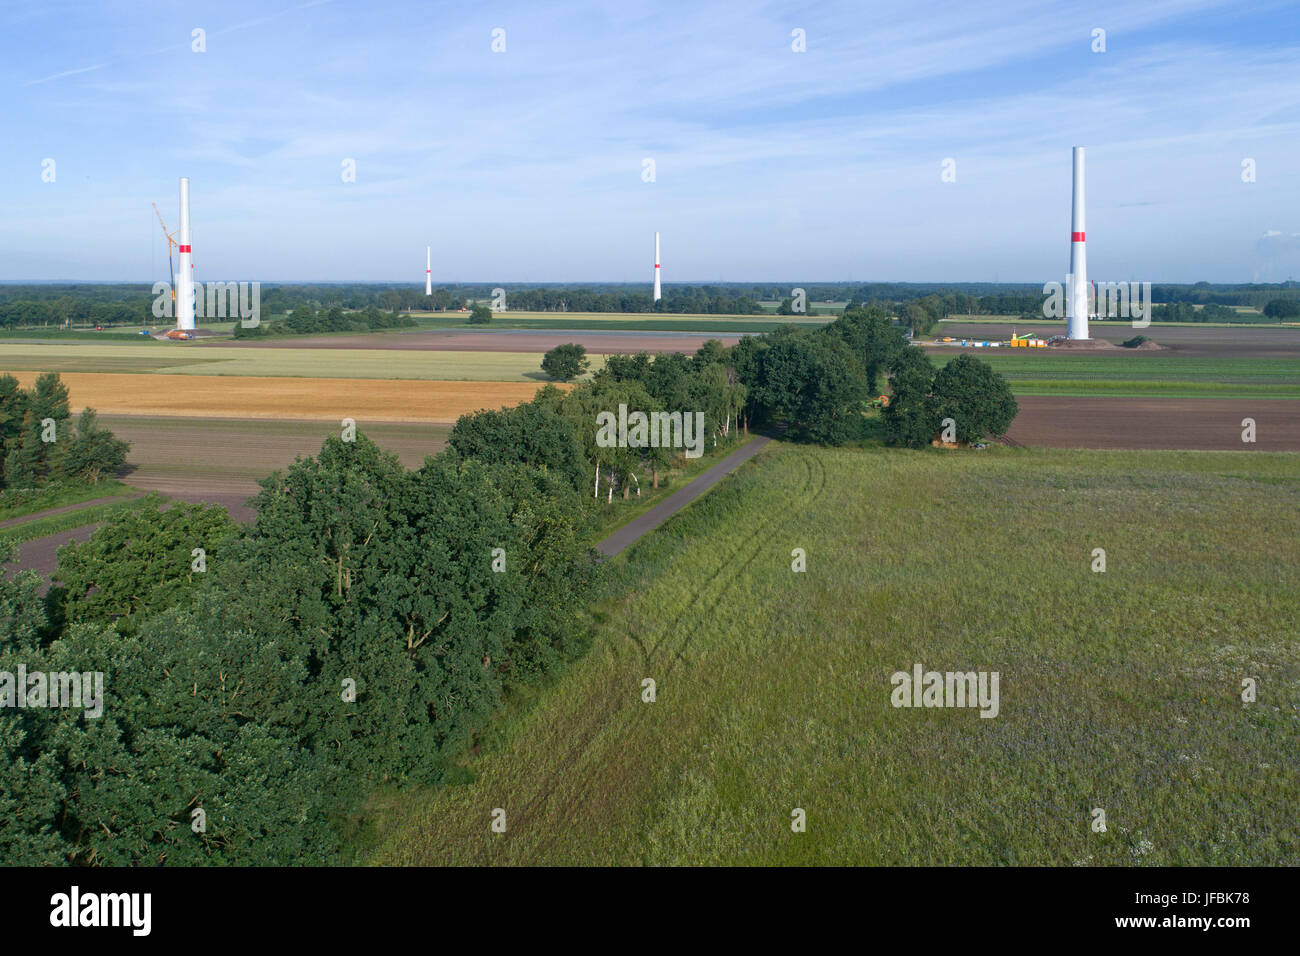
152,202,177,309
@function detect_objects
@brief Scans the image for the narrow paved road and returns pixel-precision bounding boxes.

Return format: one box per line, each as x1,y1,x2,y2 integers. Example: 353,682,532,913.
597,433,774,558
6,435,777,584
5,523,106,595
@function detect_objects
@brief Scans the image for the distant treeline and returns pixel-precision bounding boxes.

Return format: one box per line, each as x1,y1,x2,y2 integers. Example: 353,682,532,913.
1150,302,1278,323
233,305,417,338
1150,283,1300,309
2,281,1299,329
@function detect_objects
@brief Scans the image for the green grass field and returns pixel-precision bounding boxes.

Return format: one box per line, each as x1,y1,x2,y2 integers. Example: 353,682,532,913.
362,442,1300,865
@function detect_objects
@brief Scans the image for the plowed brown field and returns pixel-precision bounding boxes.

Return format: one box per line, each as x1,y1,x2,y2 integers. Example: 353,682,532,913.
1007,396,1300,450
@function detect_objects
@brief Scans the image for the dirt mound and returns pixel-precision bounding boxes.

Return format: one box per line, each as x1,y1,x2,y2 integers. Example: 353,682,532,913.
1130,339,1164,350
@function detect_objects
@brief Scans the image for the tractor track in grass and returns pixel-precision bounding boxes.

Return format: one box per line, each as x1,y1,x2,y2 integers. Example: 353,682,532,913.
655,451,827,673
495,442,807,852
503,448,829,851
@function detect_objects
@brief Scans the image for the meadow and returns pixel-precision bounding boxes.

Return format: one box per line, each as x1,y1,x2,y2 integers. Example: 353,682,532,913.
363,441,1300,865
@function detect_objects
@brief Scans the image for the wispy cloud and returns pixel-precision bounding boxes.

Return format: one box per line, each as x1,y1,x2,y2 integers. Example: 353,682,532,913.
2,0,1296,281
24,62,108,86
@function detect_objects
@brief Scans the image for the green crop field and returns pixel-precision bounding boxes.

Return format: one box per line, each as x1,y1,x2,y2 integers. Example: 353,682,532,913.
930,352,1300,399
363,442,1300,865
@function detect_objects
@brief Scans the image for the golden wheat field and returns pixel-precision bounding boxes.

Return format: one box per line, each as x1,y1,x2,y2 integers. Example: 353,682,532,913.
8,372,561,423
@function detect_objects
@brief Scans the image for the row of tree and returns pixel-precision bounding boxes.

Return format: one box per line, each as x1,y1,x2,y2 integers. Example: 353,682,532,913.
4,281,1299,329
3,426,600,864
1150,302,1274,323
0,299,148,329
529,305,1017,491
0,373,130,489
232,305,418,338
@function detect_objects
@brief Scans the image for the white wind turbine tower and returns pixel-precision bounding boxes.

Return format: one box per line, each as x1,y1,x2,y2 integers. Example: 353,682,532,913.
653,231,661,302
176,177,195,330
1067,147,1090,340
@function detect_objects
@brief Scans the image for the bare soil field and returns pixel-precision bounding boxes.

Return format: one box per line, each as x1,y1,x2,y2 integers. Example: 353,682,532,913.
218,329,745,354
100,416,449,521
937,321,1300,358
3,418,448,579
1006,397,1300,451
9,372,553,423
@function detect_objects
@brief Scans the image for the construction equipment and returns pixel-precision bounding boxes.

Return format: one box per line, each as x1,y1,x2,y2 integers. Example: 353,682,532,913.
152,202,177,309
1009,329,1047,348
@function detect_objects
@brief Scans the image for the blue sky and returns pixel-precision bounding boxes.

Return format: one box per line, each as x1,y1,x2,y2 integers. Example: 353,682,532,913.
2,0,1299,283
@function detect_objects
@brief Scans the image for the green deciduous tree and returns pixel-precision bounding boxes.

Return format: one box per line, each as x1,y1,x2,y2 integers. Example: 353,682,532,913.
448,393,588,492
53,408,130,484
540,343,589,381
930,354,1018,443
882,347,939,448
749,331,867,444
51,501,238,634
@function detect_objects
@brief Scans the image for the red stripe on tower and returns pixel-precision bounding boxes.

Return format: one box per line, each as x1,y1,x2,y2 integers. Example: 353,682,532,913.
1071,232,1085,242
179,245,191,252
